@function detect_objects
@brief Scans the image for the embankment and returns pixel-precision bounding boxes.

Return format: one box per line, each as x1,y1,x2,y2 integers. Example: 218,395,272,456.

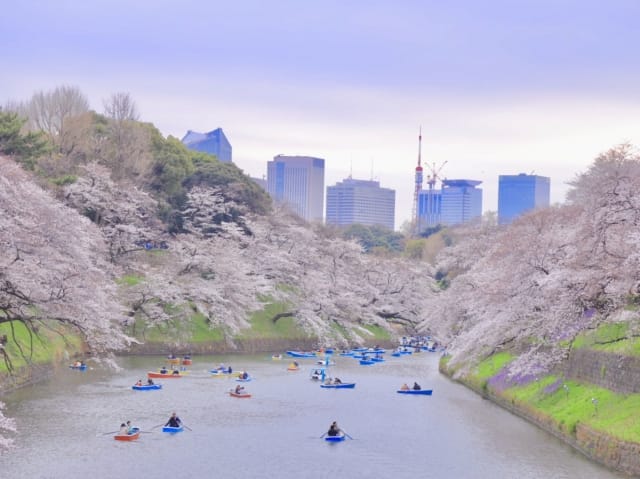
441,348,640,477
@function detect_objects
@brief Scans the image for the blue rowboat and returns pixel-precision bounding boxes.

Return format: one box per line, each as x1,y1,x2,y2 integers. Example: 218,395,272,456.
396,389,433,395
359,359,375,365
69,364,87,371
286,351,316,358
325,434,346,442
162,426,184,433
132,383,162,390
320,383,356,389
235,376,252,382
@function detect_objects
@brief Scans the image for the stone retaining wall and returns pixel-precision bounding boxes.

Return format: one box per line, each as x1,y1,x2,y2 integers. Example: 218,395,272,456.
564,348,640,394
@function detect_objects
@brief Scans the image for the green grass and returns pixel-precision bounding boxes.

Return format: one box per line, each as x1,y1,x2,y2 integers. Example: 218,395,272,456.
237,301,309,340
501,376,640,439
356,324,391,341
475,352,514,380
572,322,629,350
0,321,82,373
116,274,145,286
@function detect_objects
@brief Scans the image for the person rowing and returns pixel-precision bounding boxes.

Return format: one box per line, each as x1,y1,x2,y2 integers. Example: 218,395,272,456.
235,384,245,394
165,412,182,428
327,421,342,437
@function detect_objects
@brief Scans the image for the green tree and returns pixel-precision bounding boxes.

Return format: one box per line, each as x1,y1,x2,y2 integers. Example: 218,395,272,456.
0,110,48,168
342,224,405,253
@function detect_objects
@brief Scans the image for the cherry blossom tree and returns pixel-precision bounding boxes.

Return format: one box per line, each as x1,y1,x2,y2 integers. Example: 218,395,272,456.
426,144,640,378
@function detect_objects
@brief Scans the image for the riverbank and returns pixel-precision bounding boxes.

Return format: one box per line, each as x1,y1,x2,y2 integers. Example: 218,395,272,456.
440,349,640,477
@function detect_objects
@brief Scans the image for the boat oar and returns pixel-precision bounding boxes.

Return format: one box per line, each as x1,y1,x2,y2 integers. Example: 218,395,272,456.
319,432,327,438
150,423,165,430
182,424,193,431
100,430,119,436
342,431,354,440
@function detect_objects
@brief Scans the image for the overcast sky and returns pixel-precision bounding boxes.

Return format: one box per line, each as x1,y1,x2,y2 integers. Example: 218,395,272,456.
2,0,639,228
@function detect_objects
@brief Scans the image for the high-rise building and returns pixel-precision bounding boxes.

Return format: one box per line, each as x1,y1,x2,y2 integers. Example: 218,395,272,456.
417,178,482,229
498,174,550,225
326,178,395,230
181,128,232,163
267,155,325,222
440,179,483,226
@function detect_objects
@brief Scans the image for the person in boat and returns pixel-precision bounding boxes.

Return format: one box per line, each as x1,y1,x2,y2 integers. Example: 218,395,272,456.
167,353,176,359
172,369,180,375
118,423,128,435
147,378,154,385
73,360,81,367
160,366,168,374
135,379,143,386
327,421,341,437
241,371,249,379
126,421,134,434
400,383,410,391
325,377,333,385
165,412,182,428
413,382,422,390
235,385,245,394
334,377,342,384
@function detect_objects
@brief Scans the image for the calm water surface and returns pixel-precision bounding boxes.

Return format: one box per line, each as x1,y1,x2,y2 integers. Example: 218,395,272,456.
1,353,626,479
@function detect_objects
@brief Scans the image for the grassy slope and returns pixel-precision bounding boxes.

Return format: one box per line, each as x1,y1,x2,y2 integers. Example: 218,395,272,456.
0,321,82,374
455,325,640,444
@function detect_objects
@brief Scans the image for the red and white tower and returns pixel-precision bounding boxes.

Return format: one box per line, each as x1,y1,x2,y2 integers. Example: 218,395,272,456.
412,127,423,234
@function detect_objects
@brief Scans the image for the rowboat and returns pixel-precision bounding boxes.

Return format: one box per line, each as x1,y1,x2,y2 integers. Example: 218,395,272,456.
310,367,327,381
181,358,192,366
69,364,87,371
325,433,346,442
132,383,162,390
162,426,183,433
210,368,236,377
114,427,140,441
359,359,375,365
396,389,433,395
229,391,251,398
167,357,180,365
316,359,335,366
320,382,356,389
320,382,355,389
271,354,283,360
287,363,300,371
286,351,316,358
235,376,252,382
147,371,183,379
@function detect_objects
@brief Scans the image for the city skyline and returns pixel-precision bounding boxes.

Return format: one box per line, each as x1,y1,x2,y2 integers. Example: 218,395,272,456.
2,1,639,229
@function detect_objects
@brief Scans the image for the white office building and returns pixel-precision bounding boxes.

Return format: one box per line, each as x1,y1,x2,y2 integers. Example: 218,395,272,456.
326,178,395,230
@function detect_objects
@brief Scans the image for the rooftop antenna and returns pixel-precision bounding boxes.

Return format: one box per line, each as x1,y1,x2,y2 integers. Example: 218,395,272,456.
349,159,353,179
370,158,374,181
